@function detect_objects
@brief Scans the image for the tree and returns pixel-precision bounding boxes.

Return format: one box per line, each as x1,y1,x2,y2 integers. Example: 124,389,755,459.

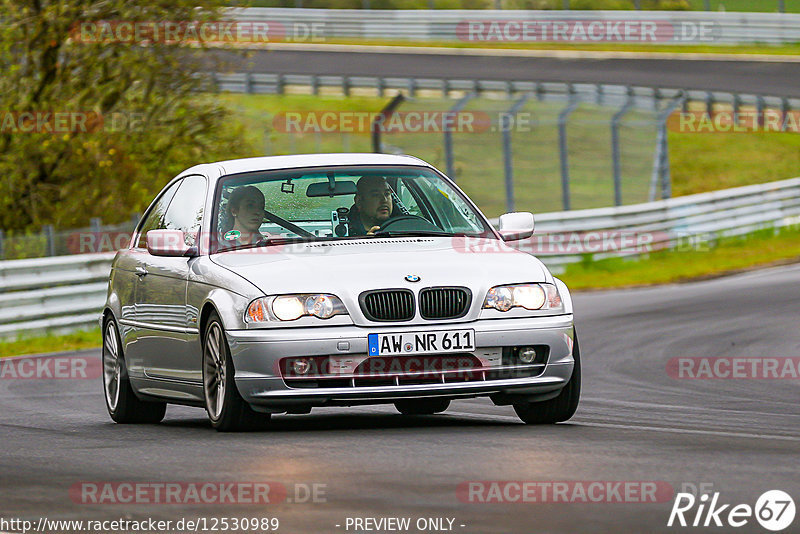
0,0,253,230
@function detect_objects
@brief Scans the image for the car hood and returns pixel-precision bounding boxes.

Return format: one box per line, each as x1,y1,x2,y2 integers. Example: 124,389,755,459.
210,237,550,297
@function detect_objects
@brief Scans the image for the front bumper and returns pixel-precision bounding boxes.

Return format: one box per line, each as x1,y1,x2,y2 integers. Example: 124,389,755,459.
226,314,575,409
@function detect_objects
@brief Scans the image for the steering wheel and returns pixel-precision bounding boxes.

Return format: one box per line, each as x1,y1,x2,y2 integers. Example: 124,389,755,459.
376,215,441,233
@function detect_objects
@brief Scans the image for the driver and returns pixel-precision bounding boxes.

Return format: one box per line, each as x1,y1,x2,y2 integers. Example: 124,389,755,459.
220,185,269,247
348,176,393,236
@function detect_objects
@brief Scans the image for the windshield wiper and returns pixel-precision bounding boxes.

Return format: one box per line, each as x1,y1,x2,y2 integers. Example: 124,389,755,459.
221,236,317,252
372,230,455,238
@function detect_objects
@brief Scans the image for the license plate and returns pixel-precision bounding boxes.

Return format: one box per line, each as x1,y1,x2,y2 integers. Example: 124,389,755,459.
368,330,475,356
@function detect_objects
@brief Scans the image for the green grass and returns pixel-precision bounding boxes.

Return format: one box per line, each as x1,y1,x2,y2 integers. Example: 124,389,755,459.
670,130,800,196
687,0,800,13
0,328,101,358
318,38,800,56
561,225,800,289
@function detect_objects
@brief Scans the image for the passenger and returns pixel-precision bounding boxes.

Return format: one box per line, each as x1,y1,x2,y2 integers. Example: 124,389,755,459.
349,176,393,236
220,185,268,247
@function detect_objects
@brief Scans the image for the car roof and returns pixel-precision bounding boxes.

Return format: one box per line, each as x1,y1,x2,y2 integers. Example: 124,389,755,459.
207,153,434,177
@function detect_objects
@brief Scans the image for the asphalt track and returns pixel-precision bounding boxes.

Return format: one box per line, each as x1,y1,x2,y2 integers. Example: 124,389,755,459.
219,47,800,97
2,263,799,533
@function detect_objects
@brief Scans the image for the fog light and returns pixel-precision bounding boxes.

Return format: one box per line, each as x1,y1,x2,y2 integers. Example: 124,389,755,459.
517,347,537,364
292,358,312,375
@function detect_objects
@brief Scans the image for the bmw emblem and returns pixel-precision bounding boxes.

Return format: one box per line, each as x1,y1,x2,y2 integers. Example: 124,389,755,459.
405,274,421,283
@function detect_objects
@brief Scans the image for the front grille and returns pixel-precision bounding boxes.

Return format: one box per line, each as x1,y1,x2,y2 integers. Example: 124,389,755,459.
359,289,415,322
419,287,471,320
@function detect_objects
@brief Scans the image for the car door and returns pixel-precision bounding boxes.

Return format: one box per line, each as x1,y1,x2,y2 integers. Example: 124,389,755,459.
119,179,181,377
134,175,207,384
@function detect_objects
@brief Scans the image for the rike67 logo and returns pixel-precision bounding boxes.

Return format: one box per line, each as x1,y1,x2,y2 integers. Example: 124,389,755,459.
668,490,795,531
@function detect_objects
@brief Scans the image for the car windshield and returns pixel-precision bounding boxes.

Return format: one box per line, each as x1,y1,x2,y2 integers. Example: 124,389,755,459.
211,165,495,252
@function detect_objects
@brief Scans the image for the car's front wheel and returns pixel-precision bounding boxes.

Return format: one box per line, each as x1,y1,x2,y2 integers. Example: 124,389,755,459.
202,312,269,432
102,316,166,424
395,398,451,415
513,328,581,424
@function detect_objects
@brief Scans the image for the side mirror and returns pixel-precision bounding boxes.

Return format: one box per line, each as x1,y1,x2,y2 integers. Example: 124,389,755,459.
498,212,534,242
146,229,197,257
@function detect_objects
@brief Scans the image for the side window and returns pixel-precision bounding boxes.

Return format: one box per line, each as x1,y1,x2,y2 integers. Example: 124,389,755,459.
136,180,182,248
163,175,207,246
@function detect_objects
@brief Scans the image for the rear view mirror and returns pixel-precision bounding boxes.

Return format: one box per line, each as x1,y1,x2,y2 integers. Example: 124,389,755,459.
306,180,357,198
498,212,534,241
146,230,197,257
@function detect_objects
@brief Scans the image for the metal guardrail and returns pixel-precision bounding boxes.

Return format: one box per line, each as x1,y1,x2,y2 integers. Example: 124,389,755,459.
1,178,798,340
229,8,800,45
0,253,113,339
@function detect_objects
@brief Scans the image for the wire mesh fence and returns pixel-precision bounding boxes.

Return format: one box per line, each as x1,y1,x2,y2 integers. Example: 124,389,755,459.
4,74,798,259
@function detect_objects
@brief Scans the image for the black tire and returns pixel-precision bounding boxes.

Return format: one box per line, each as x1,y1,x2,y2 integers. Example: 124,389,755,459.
513,328,581,424
202,312,269,432
102,317,166,424
395,398,451,415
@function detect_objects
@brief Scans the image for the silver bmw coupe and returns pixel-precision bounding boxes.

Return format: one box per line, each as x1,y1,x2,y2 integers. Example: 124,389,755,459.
102,153,580,431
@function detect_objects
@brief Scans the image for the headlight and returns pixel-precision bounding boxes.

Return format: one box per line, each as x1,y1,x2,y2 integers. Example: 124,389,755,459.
273,296,307,321
245,294,348,323
483,283,562,312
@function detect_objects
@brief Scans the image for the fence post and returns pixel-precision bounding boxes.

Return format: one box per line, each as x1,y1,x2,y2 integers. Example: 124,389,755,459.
245,72,253,94
377,77,385,98
703,0,710,10
611,87,635,207
778,0,785,13
407,78,417,98
0,229,4,260
444,93,475,181
756,95,765,128
276,74,285,95
781,97,790,132
43,224,55,257
90,217,102,234
649,95,684,201
501,93,531,214
634,0,641,8
342,76,351,97
563,0,569,9
371,93,406,153
558,87,579,211
311,74,319,96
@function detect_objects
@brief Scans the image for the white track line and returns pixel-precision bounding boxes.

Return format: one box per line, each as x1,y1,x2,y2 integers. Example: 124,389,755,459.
249,42,800,63
444,410,800,442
